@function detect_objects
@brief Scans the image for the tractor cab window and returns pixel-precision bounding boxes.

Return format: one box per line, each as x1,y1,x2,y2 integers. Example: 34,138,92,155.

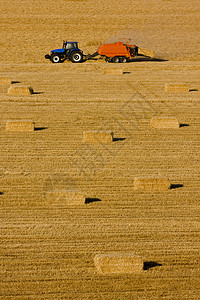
65,42,78,50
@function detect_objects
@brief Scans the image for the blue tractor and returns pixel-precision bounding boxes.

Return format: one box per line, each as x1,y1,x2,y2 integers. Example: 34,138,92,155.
45,40,83,63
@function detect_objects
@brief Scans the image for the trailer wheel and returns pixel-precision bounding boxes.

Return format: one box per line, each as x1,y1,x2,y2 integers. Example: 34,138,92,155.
70,51,83,63
51,54,61,63
120,57,127,63
112,57,120,63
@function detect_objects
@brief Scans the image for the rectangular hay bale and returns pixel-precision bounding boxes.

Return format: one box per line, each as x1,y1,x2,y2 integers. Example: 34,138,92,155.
165,83,190,93
8,85,33,95
103,68,123,75
46,190,86,205
6,120,35,132
134,177,171,191
138,48,154,58
150,116,180,128
83,131,113,144
0,77,12,85
94,253,143,274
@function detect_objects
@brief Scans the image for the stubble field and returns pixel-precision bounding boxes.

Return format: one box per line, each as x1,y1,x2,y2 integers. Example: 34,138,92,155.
0,0,200,299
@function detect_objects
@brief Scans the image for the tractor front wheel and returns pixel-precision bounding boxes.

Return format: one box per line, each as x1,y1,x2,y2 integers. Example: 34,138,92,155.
70,51,83,63
51,54,61,63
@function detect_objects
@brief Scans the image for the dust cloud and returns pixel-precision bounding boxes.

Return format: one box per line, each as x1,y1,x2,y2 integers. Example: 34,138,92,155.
107,28,199,61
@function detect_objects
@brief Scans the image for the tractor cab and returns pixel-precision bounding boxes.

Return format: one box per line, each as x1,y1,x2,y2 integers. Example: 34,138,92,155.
63,41,79,50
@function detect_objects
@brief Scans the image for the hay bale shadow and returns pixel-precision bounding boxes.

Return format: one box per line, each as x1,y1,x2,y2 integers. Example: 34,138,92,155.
180,124,189,127
170,184,183,189
189,89,198,92
143,261,162,270
32,92,44,95
85,198,101,204
34,127,48,131
113,137,126,142
12,81,21,84
0,192,4,195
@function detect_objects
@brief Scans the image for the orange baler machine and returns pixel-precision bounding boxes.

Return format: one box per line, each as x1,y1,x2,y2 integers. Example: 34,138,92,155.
97,42,134,59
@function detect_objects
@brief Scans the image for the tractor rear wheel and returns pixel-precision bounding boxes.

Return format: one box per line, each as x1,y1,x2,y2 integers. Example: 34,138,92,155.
112,56,120,63
51,54,61,63
70,51,83,63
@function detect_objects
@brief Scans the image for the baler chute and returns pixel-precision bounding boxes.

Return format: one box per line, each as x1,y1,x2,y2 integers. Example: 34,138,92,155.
137,47,154,58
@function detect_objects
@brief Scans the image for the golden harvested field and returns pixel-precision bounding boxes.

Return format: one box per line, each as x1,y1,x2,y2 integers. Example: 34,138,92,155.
0,0,200,299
